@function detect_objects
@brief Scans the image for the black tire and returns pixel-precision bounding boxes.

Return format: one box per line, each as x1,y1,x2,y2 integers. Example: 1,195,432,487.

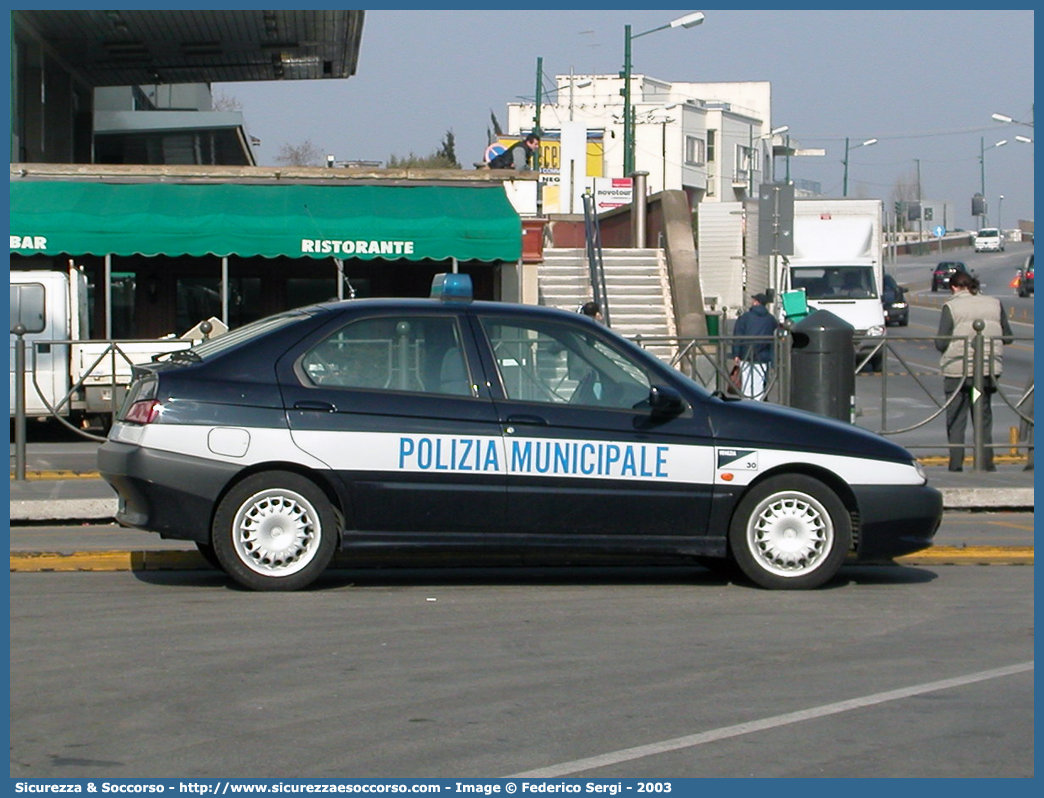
211,471,339,591
195,541,222,570
728,474,852,590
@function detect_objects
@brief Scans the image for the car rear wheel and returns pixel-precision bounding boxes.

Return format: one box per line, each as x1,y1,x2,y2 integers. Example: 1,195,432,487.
212,471,338,591
728,475,852,590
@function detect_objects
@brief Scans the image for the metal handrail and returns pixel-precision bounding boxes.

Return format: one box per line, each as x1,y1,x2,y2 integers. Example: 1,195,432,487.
633,329,1033,467
582,192,610,327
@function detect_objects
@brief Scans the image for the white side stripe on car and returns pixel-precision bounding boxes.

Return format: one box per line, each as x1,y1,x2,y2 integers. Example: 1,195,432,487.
117,423,925,488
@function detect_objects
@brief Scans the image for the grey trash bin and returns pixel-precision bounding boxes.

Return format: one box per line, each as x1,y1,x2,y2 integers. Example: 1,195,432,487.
789,309,855,422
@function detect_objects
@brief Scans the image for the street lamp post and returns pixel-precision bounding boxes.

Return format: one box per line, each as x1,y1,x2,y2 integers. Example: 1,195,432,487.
979,137,1007,226
622,11,704,176
841,137,877,197
999,194,1004,234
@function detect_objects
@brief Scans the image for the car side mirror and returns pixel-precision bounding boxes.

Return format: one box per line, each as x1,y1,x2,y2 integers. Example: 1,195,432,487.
648,385,686,419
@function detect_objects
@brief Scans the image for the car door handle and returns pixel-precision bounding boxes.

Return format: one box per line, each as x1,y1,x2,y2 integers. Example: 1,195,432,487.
505,414,548,426
294,400,336,412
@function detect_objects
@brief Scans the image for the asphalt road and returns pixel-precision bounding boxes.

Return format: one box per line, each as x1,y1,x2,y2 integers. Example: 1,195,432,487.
9,566,1032,778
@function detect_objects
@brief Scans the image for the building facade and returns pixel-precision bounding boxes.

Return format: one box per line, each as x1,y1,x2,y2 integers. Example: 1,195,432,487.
506,74,788,213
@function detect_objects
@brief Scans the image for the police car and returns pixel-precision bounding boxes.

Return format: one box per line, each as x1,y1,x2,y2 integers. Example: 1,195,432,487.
98,274,941,592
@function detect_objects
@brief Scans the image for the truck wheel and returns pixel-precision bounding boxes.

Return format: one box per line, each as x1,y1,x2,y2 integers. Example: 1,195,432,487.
728,475,852,590
212,471,338,591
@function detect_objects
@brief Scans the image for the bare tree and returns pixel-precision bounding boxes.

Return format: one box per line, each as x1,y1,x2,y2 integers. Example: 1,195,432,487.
212,91,242,112
275,140,324,167
891,171,920,232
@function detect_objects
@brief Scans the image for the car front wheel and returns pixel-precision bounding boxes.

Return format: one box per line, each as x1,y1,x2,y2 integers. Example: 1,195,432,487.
728,475,852,590
212,471,339,591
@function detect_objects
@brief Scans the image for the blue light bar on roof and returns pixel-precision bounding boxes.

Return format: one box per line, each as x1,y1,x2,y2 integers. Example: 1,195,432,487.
430,273,473,302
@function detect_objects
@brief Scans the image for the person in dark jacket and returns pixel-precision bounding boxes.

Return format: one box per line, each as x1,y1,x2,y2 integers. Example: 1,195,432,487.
731,293,778,400
488,134,540,171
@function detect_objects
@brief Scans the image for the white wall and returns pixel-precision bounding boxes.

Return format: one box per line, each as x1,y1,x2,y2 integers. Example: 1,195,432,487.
506,75,771,203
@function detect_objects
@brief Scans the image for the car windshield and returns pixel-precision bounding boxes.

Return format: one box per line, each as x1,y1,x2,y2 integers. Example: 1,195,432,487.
978,229,999,238
791,266,879,300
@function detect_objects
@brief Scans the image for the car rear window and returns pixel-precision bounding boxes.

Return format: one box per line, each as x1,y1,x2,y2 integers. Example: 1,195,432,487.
189,311,311,359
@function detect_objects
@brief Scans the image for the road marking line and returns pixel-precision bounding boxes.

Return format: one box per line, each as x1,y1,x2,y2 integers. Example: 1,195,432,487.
506,662,1034,778
986,519,1036,532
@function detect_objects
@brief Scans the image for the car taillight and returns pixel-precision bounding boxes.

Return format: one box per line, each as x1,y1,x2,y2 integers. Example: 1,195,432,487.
124,399,162,425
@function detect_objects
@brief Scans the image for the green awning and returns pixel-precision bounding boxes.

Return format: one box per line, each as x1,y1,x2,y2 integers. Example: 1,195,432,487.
9,181,522,263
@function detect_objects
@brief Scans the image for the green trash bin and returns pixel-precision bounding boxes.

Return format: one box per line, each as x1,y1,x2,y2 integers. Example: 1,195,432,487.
705,312,720,338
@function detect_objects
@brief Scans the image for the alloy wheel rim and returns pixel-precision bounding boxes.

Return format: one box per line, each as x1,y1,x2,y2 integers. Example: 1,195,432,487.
231,488,321,576
747,491,833,577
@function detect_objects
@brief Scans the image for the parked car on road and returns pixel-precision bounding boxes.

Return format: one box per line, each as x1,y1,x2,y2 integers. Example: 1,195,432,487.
98,274,942,592
931,261,969,292
1015,253,1034,298
974,227,1005,252
882,274,909,326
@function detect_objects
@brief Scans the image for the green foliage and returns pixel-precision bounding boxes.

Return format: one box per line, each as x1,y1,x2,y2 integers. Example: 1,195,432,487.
387,130,460,169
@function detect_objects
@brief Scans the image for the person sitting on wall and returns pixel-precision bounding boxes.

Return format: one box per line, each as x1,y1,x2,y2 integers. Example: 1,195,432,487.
487,134,541,171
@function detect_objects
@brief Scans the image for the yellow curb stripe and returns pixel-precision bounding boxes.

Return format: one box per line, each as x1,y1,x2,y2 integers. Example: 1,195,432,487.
917,455,1028,466
897,546,1034,565
9,551,210,571
9,470,102,481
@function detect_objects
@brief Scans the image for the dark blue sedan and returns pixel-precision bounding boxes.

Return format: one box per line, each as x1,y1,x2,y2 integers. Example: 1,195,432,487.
99,275,941,591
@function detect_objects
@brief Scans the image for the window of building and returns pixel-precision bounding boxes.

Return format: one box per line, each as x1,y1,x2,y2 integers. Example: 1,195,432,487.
707,130,716,162
735,144,759,182
176,277,263,333
287,278,340,309
685,136,706,166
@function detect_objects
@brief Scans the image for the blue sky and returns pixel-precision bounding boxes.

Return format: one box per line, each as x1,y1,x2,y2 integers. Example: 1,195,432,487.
220,8,1034,230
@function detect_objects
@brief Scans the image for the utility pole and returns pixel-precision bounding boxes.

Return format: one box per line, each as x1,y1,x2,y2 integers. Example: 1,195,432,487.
915,158,923,244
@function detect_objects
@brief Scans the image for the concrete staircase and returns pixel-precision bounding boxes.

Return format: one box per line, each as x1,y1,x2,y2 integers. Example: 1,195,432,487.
538,248,677,363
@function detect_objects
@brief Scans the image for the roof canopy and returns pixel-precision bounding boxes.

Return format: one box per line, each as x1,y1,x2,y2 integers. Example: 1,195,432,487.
10,181,523,263
12,10,364,85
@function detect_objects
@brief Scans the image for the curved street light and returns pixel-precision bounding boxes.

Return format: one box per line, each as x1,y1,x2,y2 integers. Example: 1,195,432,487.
842,137,876,197
622,11,705,175
980,138,1007,196
992,112,1034,128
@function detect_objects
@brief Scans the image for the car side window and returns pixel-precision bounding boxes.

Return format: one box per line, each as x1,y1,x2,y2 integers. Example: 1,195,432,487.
299,316,473,397
480,318,651,409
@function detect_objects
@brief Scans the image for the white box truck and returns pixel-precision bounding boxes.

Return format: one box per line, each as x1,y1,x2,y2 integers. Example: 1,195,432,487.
782,198,886,366
10,266,197,428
